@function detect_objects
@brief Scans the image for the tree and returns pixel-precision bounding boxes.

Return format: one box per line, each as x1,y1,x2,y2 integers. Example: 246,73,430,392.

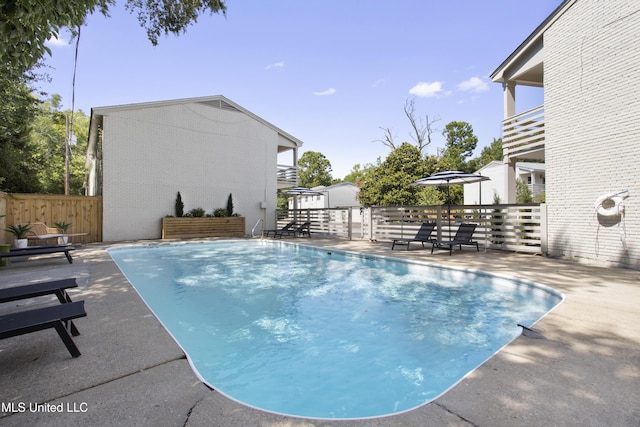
475,138,503,169
1,0,227,73
342,161,379,187
298,151,333,188
0,64,41,192
403,98,439,153
438,121,478,172
375,98,439,153
28,96,91,194
359,143,426,206
516,179,534,203
175,192,184,217
225,193,234,216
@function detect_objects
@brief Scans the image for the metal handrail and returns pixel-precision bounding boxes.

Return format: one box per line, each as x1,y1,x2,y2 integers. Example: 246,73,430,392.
251,218,263,238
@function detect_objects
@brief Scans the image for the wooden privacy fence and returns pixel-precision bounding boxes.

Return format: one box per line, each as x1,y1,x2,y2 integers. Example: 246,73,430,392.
0,192,102,244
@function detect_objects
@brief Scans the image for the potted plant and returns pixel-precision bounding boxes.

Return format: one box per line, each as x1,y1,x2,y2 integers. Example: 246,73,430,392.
54,221,73,244
0,215,9,266
6,223,32,248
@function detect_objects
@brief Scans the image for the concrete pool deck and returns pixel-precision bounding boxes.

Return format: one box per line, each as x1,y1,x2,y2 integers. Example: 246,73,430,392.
0,238,638,426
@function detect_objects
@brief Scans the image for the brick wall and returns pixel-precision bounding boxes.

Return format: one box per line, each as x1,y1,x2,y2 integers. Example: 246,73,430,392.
544,0,640,268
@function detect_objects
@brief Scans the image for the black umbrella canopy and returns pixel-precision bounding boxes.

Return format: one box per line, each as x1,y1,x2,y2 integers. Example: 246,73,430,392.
280,186,322,195
411,170,491,186
280,187,322,220
411,171,490,239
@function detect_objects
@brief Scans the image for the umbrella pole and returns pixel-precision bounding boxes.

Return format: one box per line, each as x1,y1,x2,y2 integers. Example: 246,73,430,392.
447,183,452,240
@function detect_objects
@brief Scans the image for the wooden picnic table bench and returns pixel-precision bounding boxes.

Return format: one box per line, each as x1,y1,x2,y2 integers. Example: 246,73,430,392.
0,301,86,357
0,244,75,264
0,278,78,304
0,278,86,357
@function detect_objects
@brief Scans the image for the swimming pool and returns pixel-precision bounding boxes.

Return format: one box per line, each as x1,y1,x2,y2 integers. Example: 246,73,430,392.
108,240,562,419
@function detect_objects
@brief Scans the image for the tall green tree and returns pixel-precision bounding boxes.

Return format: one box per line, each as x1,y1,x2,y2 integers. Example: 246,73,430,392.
0,64,41,192
1,0,227,73
28,96,90,194
342,161,379,186
359,143,426,206
470,137,503,171
438,121,478,172
298,151,333,188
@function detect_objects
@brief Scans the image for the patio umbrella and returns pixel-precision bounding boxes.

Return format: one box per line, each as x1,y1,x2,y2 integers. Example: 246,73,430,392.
280,187,322,221
411,171,490,239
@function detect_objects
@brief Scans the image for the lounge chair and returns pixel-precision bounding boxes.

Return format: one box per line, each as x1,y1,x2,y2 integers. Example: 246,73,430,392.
263,221,296,237
431,223,479,255
0,244,75,264
292,221,311,238
0,301,86,357
392,223,436,250
273,221,311,238
26,222,87,244
25,222,63,244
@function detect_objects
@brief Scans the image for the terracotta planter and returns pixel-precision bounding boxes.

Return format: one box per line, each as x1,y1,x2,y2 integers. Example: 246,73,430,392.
161,217,245,239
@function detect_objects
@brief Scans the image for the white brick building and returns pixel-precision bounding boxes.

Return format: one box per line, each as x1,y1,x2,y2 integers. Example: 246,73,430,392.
491,0,639,268
86,96,302,241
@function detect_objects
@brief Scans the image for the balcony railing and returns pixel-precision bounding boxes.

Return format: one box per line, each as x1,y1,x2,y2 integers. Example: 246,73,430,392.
503,105,545,159
277,165,298,188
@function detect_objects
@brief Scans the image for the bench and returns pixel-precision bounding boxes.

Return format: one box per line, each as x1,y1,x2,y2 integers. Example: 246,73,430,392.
0,245,75,264
0,278,80,336
0,278,78,305
0,301,87,357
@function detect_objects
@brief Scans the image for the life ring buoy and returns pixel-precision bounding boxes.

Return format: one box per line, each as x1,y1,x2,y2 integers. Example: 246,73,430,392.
595,193,624,216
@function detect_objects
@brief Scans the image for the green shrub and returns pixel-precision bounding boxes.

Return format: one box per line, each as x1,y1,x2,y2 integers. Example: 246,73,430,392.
213,208,227,217
226,193,234,217
175,192,184,217
186,208,206,217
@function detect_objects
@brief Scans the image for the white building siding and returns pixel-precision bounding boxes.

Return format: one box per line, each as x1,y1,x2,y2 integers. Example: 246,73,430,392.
544,1,640,268
101,102,279,241
464,161,506,205
290,183,361,209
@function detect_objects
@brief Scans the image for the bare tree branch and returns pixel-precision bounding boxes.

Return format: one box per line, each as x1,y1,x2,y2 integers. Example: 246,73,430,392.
374,126,397,150
404,98,440,153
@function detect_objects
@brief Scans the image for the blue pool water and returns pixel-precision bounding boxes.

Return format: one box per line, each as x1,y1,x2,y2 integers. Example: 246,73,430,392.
108,240,562,419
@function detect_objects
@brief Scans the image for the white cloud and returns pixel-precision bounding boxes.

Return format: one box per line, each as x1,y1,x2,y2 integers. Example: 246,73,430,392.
265,61,286,70
46,35,69,47
457,76,488,93
408,81,443,97
371,78,386,88
313,88,336,96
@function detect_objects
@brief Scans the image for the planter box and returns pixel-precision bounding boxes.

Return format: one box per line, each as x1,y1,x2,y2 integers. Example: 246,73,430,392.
161,217,245,239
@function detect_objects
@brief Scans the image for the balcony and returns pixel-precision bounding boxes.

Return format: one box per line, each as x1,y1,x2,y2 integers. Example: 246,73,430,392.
277,165,298,188
502,105,545,160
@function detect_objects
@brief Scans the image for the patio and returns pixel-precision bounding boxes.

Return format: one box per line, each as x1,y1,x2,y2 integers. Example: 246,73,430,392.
0,238,638,426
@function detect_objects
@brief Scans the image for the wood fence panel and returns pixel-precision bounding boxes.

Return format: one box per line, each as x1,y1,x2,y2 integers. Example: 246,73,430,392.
161,217,245,239
0,193,102,244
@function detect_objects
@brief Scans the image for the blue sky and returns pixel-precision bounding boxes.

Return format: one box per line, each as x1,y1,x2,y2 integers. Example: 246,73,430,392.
41,0,562,179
